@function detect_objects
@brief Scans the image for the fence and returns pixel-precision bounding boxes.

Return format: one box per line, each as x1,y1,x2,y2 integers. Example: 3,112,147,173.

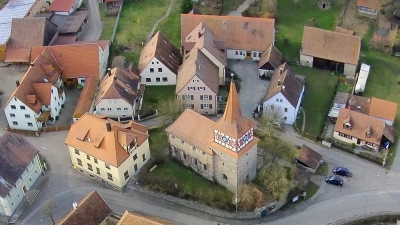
40,125,71,133
110,0,124,43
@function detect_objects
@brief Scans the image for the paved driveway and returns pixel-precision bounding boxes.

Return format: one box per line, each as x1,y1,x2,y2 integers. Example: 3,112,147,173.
77,0,103,41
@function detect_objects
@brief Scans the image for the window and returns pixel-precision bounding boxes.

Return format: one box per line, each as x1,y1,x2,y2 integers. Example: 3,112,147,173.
101,108,105,111
183,95,193,100
87,154,90,160
142,153,146,162
203,164,207,171
235,51,238,55
162,77,168,82
134,164,138,172
124,107,129,111
105,163,110,169
114,100,117,103
339,132,352,139
181,140,185,144
201,104,212,109
192,146,196,151
11,202,14,207
201,95,212,100
133,154,138,161
284,108,288,112
117,108,122,111
276,98,279,102
96,167,100,175
54,97,56,101
188,87,195,91
253,52,257,57
193,79,199,82
87,163,93,171
11,105,16,109
198,87,205,91
94,158,98,164
20,106,26,110
107,173,113,181
183,152,186,160
9,113,15,117
284,116,287,121
158,68,162,72
222,174,228,180
194,159,198,166
185,104,194,109
146,78,151,82
150,68,154,73
107,108,112,111
77,159,82,166
17,194,20,199
259,52,262,57
27,122,33,127
124,171,129,180
280,99,283,102
12,121,18,125
156,78,160,82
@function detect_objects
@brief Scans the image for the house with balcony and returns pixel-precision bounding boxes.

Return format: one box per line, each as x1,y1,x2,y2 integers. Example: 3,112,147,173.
357,0,380,18
0,132,43,217
65,113,150,189
262,63,305,125
3,49,66,132
176,49,219,115
94,67,144,120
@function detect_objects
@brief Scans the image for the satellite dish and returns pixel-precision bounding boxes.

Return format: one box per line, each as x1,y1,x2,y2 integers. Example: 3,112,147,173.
72,202,78,209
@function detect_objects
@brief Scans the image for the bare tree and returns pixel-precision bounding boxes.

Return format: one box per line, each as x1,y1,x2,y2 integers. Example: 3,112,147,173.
258,165,292,200
237,184,258,211
42,200,57,225
157,98,186,127
260,104,284,136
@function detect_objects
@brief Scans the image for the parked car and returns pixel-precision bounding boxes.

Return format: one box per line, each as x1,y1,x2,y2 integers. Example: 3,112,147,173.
325,175,343,187
333,167,350,177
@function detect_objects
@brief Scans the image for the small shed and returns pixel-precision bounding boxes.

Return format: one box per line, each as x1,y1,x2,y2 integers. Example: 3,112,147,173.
296,145,322,173
355,63,370,94
328,92,349,121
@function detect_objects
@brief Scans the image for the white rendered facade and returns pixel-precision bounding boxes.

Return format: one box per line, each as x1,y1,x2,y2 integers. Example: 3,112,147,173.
140,57,177,86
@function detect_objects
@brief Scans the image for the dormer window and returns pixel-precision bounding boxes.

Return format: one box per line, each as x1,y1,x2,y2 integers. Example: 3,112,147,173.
366,131,371,138
343,122,352,129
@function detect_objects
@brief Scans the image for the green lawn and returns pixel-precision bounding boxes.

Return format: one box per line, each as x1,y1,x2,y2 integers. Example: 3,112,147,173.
155,0,181,47
275,0,344,61
141,85,176,115
99,4,117,40
292,65,337,139
304,182,319,200
149,127,169,152
336,82,352,93
314,163,328,176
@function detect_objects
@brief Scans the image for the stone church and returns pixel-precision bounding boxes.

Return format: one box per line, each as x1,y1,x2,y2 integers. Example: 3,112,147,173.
165,82,259,192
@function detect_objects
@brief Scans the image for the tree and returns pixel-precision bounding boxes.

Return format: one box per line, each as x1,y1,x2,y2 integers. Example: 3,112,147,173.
42,200,57,225
260,137,298,166
157,97,185,127
259,104,284,136
258,165,292,200
237,184,258,211
180,0,193,14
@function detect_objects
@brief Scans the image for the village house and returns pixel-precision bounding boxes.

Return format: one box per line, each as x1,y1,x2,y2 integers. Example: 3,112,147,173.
72,75,99,122
65,113,150,189
138,31,180,86
47,0,83,15
295,145,322,174
0,132,43,217
333,108,395,151
183,22,227,85
176,49,219,115
357,0,380,18
181,14,275,61
262,63,305,125
166,81,259,192
258,44,282,77
117,210,177,225
300,26,361,76
3,49,66,132
94,67,144,120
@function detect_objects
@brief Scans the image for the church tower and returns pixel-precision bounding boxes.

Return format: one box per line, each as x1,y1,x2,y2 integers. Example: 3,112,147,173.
210,80,259,192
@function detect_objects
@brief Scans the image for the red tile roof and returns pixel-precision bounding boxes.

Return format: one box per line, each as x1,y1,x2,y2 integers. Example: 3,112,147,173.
73,76,99,118
357,0,380,10
48,0,76,12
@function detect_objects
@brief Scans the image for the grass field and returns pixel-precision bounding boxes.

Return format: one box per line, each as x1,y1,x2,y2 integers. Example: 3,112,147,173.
99,4,117,40
149,127,169,152
141,85,176,115
291,65,337,139
275,0,344,61
155,0,181,47
304,182,319,200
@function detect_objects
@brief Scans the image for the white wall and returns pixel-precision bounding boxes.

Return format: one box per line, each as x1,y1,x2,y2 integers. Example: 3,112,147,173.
50,85,66,118
300,54,313,67
140,57,177,86
99,44,110,81
95,98,135,118
227,49,262,60
263,92,301,125
4,98,41,131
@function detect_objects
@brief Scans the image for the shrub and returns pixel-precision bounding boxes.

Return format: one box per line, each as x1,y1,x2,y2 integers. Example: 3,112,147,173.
61,104,65,108
351,143,356,149
180,0,193,14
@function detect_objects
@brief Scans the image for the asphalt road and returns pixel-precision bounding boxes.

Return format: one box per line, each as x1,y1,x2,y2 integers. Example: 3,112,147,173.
77,0,103,41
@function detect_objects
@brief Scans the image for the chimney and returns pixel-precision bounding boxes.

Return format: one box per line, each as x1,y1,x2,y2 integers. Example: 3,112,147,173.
357,106,361,111
198,30,202,38
279,68,283,74
107,68,111,77
16,80,20,87
277,79,282,86
106,121,111,132
72,202,78,209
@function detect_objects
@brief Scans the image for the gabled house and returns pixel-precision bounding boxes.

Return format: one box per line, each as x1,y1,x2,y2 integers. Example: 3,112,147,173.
258,44,282,76
357,0,380,18
262,63,305,125
166,81,259,192
65,113,150,189
5,17,58,63
3,49,66,132
176,49,219,115
31,41,110,87
296,145,322,174
138,31,180,86
300,26,361,76
95,67,143,120
47,0,83,15
117,210,177,225
0,132,42,217
57,190,113,225
183,22,227,85
73,75,99,122
181,14,275,61
333,108,395,151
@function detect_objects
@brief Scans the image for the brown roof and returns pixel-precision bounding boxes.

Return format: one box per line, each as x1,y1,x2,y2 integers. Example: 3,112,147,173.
334,108,386,145
50,33,79,45
258,44,282,70
4,48,31,63
117,210,177,225
3,50,63,113
335,26,355,35
57,190,112,225
48,0,76,12
138,31,180,75
65,113,149,167
301,26,361,65
347,94,371,114
383,124,396,143
165,109,215,155
334,92,350,105
181,14,275,51
263,63,304,107
31,43,101,79
59,11,89,34
0,132,39,197
183,22,227,66
95,67,140,106
73,76,99,118
176,49,219,94
357,0,380,10
297,145,322,170
369,97,398,122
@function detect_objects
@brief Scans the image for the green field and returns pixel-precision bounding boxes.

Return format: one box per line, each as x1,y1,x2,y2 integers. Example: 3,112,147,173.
99,4,117,40
141,85,176,115
155,0,181,47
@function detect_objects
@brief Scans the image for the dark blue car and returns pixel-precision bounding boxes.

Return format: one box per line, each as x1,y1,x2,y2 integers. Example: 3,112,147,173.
325,175,343,187
333,167,350,177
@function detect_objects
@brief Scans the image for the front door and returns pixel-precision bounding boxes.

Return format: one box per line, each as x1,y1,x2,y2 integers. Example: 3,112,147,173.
246,51,251,59
357,139,361,145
